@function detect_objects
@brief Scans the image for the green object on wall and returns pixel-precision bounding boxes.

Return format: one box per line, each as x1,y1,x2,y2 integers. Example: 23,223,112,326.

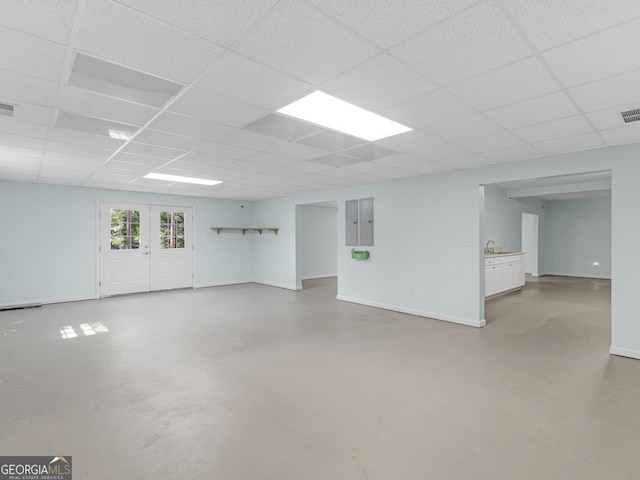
351,248,370,260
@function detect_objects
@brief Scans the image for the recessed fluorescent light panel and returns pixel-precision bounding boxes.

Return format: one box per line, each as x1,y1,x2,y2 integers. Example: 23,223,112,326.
108,129,133,141
277,91,412,141
144,173,222,186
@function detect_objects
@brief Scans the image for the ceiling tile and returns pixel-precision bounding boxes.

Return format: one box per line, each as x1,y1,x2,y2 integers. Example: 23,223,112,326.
46,140,114,159
133,128,205,151
423,114,503,142
195,51,312,110
389,1,532,85
48,127,125,149
321,54,437,111
296,131,365,152
533,132,605,155
55,111,138,138
60,85,159,126
485,92,580,129
0,145,43,160
0,0,79,44
586,107,630,130
481,144,543,162
447,57,559,111
502,0,640,50
167,88,267,128
373,129,443,153
77,0,224,83
0,117,48,138
415,143,471,161
382,89,475,129
12,103,52,125
403,161,454,174
438,154,497,168
268,141,328,160
121,142,185,160
148,112,231,141
456,131,524,153
543,19,640,87
0,70,59,106
232,0,379,84
0,27,66,81
211,128,286,151
0,133,46,150
309,0,479,49
114,0,279,47
225,160,275,173
244,152,300,167
568,69,640,113
512,116,594,143
373,153,428,168
600,125,640,146
196,140,257,160
108,152,169,167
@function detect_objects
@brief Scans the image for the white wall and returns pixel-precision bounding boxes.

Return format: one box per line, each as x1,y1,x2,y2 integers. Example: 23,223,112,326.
2,143,640,359
484,185,544,252
297,205,337,281
542,196,611,279
0,181,254,306
521,213,539,276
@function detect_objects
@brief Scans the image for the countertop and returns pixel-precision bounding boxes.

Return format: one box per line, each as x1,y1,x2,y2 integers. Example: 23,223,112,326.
484,251,526,258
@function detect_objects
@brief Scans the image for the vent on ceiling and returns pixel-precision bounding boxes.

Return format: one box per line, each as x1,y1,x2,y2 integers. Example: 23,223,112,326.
0,102,14,117
621,108,640,123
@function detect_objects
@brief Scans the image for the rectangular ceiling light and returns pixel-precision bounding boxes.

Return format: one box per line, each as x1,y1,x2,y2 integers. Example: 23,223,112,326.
144,173,222,186
277,91,412,141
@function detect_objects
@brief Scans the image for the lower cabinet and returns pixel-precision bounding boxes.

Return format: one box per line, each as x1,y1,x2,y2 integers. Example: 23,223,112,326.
485,254,525,297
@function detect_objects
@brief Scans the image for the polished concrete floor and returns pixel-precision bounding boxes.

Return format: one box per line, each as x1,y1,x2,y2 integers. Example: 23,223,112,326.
1,276,638,479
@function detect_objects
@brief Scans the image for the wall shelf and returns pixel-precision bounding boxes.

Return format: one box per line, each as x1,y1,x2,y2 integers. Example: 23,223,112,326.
211,227,279,236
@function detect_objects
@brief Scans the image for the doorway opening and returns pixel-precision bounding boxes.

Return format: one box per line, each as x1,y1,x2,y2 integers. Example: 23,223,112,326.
98,202,194,296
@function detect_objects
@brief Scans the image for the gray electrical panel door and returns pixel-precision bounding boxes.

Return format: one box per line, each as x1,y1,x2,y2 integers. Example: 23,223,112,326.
345,199,359,246
358,197,374,246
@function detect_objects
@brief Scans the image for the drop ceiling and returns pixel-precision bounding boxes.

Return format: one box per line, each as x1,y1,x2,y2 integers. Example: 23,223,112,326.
0,0,639,200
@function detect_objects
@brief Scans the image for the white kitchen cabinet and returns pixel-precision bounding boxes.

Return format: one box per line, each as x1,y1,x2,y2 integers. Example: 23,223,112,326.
485,254,525,297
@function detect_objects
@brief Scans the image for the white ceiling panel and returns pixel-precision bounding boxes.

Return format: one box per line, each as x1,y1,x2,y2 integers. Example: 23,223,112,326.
600,125,640,146
133,129,205,151
513,116,594,143
382,89,475,129
120,142,185,160
244,152,300,167
482,144,543,163
390,1,532,85
373,153,428,168
0,145,43,160
167,88,267,128
321,54,438,111
59,85,159,126
211,128,286,152
46,140,114,159
267,141,328,160
423,114,503,143
196,51,312,110
485,92,580,129
109,152,170,167
0,27,66,81
76,0,224,83
0,70,59,107
176,152,238,169
309,0,478,49
0,133,45,150
0,117,47,138
232,0,379,84
415,143,472,161
456,131,524,153
502,0,640,50
587,108,630,130
568,69,640,113
47,127,125,149
438,154,497,169
403,161,453,174
0,0,79,44
196,140,257,160
373,130,443,153
447,57,559,111
11,103,52,125
148,112,230,141
543,19,640,87
533,132,605,155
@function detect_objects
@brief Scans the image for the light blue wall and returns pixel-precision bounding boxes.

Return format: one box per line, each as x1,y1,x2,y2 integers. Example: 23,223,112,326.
484,185,544,252
542,196,611,278
2,143,640,358
0,180,254,306
298,205,337,280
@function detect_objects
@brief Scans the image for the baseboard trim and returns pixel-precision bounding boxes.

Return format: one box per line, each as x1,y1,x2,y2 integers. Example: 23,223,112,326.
195,280,253,289
610,346,640,360
0,295,95,309
254,280,302,291
336,295,485,328
540,272,611,280
301,274,337,281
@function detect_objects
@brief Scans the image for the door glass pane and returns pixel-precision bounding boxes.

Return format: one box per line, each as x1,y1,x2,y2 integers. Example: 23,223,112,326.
110,209,140,250
159,211,185,249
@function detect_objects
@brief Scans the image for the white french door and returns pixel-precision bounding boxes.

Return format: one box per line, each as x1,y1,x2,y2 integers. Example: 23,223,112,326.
99,202,194,296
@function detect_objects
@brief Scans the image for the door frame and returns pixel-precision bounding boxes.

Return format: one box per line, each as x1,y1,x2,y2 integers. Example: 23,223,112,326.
96,200,196,297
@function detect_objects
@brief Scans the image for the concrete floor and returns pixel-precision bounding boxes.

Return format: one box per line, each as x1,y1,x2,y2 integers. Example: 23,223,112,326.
1,276,639,479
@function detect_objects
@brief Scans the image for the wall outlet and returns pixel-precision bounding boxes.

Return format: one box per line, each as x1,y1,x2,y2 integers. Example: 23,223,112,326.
409,288,415,297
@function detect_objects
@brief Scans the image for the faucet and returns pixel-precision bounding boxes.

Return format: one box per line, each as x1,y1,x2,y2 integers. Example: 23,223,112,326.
486,240,495,254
